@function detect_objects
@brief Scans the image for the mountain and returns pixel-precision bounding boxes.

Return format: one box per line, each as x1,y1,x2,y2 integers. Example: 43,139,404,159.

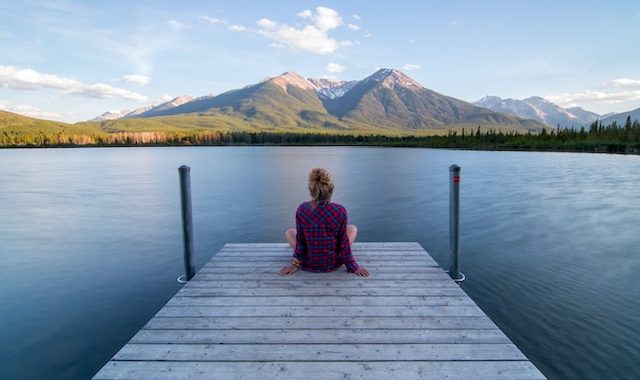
122,105,154,118
139,69,546,132
319,69,544,130
91,109,132,121
90,96,193,121
145,72,345,129
135,96,194,118
307,78,358,99
600,107,640,126
475,96,600,128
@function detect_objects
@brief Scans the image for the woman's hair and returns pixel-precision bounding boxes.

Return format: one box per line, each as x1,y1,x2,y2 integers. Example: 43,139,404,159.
308,168,334,203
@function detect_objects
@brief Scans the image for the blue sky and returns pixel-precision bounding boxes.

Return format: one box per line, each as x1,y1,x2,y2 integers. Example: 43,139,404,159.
1,0,639,122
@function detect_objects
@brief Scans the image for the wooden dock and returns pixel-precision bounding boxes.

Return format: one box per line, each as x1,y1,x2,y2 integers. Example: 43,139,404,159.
93,242,546,379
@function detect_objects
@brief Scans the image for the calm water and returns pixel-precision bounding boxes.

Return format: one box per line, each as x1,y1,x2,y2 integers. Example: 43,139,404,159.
0,147,638,380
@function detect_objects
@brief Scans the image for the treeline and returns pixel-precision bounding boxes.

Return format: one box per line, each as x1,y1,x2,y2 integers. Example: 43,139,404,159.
1,117,639,154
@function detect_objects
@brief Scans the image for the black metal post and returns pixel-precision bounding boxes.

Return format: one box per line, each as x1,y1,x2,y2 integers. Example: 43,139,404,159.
178,165,195,283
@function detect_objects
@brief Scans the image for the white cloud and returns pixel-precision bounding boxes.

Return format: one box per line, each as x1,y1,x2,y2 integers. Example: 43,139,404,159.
545,77,640,107
122,74,151,86
403,63,421,71
347,23,361,30
256,7,350,54
0,65,148,101
352,14,361,20
202,16,247,32
0,99,63,120
326,63,346,74
167,19,191,31
363,33,373,38
546,89,640,107
228,24,246,32
609,78,640,89
297,10,312,19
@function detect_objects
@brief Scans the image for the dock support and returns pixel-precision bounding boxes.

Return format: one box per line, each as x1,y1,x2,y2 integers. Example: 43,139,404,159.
449,164,464,282
178,165,195,283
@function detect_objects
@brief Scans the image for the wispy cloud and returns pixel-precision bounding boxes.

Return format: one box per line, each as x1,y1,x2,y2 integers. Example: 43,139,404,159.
547,78,640,106
325,62,345,74
0,26,8,38
609,78,640,88
256,7,350,54
347,23,361,31
167,19,191,31
201,16,246,32
0,65,148,101
122,74,151,86
352,14,361,20
403,63,421,71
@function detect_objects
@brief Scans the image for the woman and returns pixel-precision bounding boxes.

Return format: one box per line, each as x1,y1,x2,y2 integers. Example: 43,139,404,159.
279,168,369,277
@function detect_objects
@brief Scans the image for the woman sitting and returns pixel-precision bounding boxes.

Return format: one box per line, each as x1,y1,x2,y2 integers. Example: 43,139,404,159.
280,168,369,277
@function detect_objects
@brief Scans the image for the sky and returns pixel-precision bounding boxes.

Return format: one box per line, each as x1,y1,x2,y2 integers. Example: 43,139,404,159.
0,0,639,122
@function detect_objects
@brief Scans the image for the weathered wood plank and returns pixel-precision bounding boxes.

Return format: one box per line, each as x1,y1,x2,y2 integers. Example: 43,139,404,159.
177,287,466,297
202,261,439,268
215,250,430,256
189,272,450,281
94,361,546,380
186,279,459,288
130,328,511,344
209,254,434,261
114,343,527,361
197,266,444,274
166,295,476,307
155,305,485,317
193,272,452,281
143,316,497,330
224,242,423,248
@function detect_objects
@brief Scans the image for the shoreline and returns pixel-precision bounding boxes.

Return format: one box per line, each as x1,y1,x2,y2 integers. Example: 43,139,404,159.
0,142,637,155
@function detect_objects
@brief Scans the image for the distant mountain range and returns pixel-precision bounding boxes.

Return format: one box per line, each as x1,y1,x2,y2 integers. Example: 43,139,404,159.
91,96,194,121
600,107,640,126
474,96,601,128
90,68,547,132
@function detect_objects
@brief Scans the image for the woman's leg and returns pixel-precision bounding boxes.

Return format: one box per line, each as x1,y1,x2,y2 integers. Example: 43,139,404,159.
347,224,358,244
285,228,297,250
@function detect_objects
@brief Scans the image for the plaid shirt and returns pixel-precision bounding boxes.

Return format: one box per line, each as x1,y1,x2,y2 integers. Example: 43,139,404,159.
293,201,359,272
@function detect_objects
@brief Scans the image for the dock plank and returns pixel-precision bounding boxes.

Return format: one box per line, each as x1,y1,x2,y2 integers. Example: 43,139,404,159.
93,242,546,380
94,361,545,380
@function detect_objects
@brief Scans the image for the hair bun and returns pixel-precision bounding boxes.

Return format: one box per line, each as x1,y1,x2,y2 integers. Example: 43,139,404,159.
308,168,334,202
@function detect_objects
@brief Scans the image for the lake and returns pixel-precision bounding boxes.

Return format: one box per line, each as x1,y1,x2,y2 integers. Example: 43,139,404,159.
0,147,638,380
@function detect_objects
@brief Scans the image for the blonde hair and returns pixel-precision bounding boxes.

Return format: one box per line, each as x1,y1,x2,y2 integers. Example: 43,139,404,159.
308,168,334,203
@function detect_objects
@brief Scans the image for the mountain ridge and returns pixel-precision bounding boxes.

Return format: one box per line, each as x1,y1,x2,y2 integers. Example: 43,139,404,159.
116,68,547,132
475,95,600,128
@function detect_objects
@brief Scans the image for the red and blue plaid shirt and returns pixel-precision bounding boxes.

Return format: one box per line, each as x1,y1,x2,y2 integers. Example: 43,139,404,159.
293,201,359,272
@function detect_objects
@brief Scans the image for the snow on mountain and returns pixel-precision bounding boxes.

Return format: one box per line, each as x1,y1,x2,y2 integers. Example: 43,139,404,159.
307,78,357,99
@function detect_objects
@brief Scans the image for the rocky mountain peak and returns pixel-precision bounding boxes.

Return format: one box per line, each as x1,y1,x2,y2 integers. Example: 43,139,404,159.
268,71,315,91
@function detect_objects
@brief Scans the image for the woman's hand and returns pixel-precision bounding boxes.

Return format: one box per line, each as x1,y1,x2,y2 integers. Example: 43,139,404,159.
279,265,299,276
354,267,370,277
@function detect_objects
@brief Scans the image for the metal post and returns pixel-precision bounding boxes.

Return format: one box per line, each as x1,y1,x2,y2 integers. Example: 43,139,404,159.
178,165,195,283
449,164,465,282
